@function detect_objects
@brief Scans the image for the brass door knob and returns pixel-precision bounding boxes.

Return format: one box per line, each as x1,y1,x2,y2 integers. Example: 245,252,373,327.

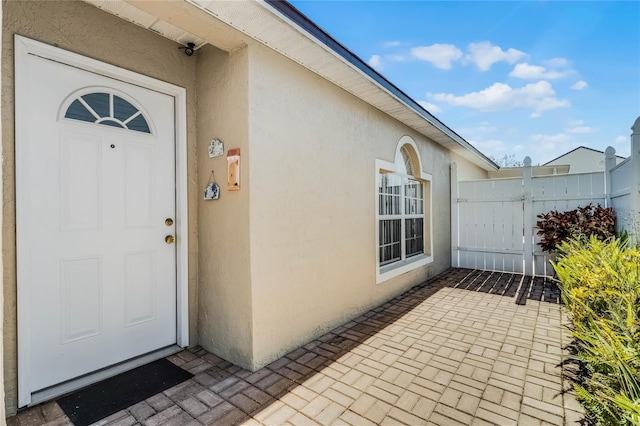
165,235,176,244
165,218,174,226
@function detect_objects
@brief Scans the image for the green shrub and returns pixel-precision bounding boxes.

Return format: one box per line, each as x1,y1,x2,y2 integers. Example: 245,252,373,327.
553,236,640,425
555,237,640,322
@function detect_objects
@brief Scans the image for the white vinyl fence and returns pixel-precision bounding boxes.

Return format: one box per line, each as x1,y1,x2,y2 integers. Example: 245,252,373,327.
451,116,640,276
609,157,632,233
452,174,525,273
530,172,606,276
451,160,606,276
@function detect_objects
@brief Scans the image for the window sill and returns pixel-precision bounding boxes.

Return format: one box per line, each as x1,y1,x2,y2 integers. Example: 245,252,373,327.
377,254,433,284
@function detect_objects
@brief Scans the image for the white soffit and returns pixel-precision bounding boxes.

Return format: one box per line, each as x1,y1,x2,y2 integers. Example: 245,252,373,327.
187,0,496,171
82,0,207,50
83,0,495,170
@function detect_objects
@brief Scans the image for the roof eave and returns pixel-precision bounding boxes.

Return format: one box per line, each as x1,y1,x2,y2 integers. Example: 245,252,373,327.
261,0,498,171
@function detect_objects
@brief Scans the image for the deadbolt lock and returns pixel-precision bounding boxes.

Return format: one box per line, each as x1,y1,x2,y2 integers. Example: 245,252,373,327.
165,218,174,226
165,235,176,244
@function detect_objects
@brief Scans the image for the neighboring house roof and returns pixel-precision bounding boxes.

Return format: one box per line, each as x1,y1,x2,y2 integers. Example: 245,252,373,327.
84,0,498,171
543,146,626,165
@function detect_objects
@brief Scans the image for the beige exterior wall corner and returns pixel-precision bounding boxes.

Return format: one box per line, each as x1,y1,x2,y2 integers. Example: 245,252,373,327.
2,1,199,414
449,152,490,181
195,44,254,369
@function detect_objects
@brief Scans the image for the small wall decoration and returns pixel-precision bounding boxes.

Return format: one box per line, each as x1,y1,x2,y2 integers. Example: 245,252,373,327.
227,148,240,191
208,138,224,158
203,170,220,200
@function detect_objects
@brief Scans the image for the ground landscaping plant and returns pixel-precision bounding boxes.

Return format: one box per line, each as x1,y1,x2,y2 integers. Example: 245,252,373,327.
553,236,640,425
537,204,616,252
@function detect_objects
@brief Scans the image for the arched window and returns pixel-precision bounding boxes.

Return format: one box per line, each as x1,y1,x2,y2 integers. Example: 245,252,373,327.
64,92,151,133
398,146,414,175
376,136,432,283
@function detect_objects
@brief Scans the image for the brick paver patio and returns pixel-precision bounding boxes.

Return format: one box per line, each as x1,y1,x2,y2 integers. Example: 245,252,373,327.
7,268,584,426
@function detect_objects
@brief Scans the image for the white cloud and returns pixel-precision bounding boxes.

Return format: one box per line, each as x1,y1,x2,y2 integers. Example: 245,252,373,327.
386,54,406,62
615,135,627,144
568,119,584,126
458,123,498,135
509,63,569,79
530,112,541,118
383,41,401,48
368,55,383,71
411,44,463,69
417,101,441,113
530,134,579,163
531,133,571,144
467,139,509,154
457,124,530,160
429,80,570,114
464,41,527,71
545,57,571,68
567,126,597,134
571,80,588,90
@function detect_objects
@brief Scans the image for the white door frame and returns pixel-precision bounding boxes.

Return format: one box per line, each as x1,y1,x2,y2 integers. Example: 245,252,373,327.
15,35,189,406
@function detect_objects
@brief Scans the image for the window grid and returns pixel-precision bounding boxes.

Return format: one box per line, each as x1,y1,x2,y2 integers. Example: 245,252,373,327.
378,173,424,266
64,92,151,134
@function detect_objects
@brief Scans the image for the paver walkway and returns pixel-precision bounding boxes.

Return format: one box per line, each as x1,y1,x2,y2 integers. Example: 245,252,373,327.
8,268,584,426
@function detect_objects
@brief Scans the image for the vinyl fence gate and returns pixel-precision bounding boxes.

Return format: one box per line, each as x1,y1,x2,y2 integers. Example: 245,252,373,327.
450,159,609,277
451,118,640,277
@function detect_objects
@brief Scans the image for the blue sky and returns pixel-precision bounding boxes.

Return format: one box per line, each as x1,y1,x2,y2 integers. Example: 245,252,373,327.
288,1,640,164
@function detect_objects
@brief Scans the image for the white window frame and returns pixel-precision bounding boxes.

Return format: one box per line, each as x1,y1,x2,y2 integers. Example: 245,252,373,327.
375,137,433,284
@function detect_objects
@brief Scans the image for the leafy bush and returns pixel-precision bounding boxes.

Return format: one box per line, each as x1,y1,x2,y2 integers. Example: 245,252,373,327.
553,236,640,425
537,204,616,252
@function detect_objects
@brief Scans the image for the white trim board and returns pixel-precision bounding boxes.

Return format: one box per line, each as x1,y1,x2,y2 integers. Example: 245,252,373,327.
14,35,190,407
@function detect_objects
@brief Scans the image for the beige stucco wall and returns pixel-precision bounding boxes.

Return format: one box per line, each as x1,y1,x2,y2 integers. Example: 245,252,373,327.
195,44,254,367
2,1,199,414
1,0,494,414
245,42,482,368
451,152,490,181
545,148,625,174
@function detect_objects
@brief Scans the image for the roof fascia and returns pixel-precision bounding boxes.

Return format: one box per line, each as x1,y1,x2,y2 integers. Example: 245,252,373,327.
261,0,498,171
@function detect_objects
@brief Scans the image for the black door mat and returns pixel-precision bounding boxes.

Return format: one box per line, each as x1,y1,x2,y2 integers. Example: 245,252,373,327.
57,357,193,426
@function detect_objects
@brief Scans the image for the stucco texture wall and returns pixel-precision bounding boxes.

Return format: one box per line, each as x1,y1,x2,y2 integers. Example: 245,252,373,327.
545,148,617,174
245,43,482,368
451,152,490,181
2,0,199,414
195,44,254,367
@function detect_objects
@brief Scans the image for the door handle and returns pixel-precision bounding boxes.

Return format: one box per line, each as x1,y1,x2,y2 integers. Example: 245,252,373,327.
165,235,176,244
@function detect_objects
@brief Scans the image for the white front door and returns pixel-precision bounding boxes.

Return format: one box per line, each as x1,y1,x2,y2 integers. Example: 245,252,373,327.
17,51,177,397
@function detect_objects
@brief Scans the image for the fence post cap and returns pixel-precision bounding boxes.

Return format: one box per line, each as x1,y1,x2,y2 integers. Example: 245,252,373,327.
633,116,640,134
605,146,616,156
524,156,532,167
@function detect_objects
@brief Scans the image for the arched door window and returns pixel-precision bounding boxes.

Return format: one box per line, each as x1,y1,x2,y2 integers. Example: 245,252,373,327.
64,92,151,133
